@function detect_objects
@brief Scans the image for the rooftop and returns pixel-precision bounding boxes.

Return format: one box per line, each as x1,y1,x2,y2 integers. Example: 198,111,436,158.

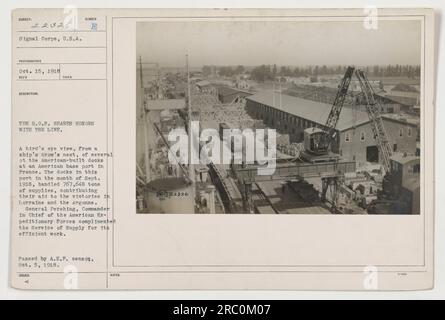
390,153,420,165
217,86,253,97
382,113,419,126
246,91,370,131
195,80,212,87
391,83,419,93
376,91,419,106
246,91,418,131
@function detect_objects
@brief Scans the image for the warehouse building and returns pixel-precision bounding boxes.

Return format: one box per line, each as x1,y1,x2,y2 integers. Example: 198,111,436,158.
245,91,418,165
287,83,405,114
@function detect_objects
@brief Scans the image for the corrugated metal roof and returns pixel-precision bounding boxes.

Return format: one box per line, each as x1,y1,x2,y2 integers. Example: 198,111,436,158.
390,153,420,165
195,80,212,87
384,93,418,106
246,91,370,131
217,86,253,97
382,113,419,127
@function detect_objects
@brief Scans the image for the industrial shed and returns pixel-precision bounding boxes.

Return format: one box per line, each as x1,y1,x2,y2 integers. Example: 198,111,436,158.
216,86,253,104
245,91,418,165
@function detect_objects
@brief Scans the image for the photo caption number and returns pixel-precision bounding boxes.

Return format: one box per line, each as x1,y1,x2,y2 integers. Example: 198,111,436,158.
217,304,271,316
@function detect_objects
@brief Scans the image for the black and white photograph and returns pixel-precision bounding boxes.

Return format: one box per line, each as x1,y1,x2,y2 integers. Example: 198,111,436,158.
5,5,439,294
136,19,421,215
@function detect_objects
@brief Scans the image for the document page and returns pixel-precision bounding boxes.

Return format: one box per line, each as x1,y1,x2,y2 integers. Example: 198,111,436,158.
10,8,435,290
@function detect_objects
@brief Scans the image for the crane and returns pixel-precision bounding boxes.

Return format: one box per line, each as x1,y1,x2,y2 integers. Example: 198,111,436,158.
354,69,393,173
314,66,355,154
304,66,393,173
302,66,393,212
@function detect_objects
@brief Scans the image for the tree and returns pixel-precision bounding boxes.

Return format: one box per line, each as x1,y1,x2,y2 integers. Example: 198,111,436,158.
313,65,319,76
321,65,327,75
235,65,245,74
373,65,380,77
218,66,235,77
202,65,211,77
250,65,274,82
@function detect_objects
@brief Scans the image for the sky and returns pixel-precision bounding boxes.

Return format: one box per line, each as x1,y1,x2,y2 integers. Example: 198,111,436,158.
136,19,421,68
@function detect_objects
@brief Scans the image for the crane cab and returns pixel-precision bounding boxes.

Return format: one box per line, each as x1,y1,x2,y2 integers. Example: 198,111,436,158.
302,127,340,163
304,127,329,155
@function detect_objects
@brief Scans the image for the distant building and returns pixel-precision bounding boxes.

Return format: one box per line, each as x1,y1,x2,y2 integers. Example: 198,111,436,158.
234,78,250,90
384,91,420,110
246,91,418,165
195,80,216,94
287,83,403,114
216,86,253,104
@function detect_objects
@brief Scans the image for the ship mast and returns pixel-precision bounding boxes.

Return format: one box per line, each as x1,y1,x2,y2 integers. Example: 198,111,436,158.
186,54,196,197
139,56,150,183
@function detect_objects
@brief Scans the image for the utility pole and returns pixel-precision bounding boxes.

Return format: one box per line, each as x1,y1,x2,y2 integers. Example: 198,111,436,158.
139,56,151,183
272,82,275,109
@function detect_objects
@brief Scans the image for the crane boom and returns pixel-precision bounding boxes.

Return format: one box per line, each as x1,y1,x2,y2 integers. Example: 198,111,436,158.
324,66,355,137
355,69,393,172
312,66,354,154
